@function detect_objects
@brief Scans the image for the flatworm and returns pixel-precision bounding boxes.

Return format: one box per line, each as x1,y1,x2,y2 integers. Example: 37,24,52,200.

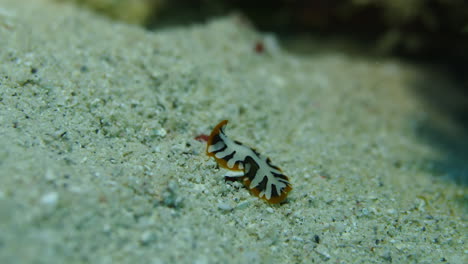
206,120,292,204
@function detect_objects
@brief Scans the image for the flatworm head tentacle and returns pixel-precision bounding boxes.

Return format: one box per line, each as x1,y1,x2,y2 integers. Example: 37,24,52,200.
206,120,243,171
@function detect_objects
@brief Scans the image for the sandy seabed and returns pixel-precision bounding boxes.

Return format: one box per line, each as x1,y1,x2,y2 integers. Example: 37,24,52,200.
0,0,466,263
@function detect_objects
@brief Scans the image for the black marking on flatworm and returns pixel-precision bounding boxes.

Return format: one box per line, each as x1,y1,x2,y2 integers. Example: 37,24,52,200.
272,172,289,182
256,176,268,192
211,134,222,145
244,156,259,181
266,158,282,171
271,184,279,197
225,176,241,182
234,140,244,145
221,151,236,162
252,149,260,156
212,144,227,154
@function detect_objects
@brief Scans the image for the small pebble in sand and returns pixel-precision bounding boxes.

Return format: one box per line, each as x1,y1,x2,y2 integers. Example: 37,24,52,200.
40,192,58,206
217,202,233,211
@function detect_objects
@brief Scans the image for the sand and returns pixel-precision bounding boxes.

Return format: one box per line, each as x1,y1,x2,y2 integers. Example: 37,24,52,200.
0,0,466,263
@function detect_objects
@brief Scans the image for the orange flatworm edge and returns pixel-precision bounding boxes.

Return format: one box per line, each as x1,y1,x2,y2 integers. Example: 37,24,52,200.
206,120,292,204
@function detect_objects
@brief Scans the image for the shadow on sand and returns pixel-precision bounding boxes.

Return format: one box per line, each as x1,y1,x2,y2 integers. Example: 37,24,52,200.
410,65,468,186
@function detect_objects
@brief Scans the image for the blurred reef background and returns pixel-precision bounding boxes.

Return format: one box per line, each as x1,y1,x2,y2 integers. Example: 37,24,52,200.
56,0,468,70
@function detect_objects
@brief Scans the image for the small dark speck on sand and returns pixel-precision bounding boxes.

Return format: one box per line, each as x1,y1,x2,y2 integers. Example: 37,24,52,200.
314,235,320,244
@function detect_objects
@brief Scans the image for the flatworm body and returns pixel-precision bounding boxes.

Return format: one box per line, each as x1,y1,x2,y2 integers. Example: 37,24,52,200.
206,120,292,204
